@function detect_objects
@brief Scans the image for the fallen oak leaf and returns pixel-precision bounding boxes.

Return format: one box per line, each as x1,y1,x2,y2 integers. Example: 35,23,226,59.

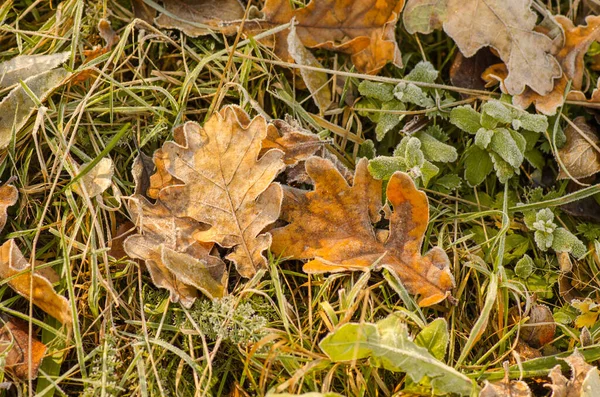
0,240,71,325
72,157,114,198
243,0,405,74
480,362,532,396
157,106,285,278
124,155,226,308
0,317,47,380
403,0,561,96
545,349,600,397
155,0,245,37
0,52,70,88
0,182,18,232
556,117,600,180
271,157,455,307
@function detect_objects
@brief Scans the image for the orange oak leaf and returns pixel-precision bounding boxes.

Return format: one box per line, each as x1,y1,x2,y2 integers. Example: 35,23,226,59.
271,156,455,307
0,240,71,325
124,155,226,308
0,181,17,233
244,0,404,74
483,15,600,115
157,106,285,278
0,317,47,380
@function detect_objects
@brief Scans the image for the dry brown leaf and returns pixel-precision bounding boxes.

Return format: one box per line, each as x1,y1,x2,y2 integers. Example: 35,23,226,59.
0,182,18,233
124,155,226,308
403,0,561,96
287,23,332,112
449,49,500,92
156,106,285,278
545,349,600,397
271,156,454,307
0,317,46,380
263,119,322,166
131,0,156,23
519,304,556,348
0,240,71,325
480,362,532,397
72,157,114,198
245,0,404,74
483,15,600,115
155,0,245,36
557,117,600,180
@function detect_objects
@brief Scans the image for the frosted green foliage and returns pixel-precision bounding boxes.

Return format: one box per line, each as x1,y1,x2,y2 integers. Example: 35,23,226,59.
375,100,405,141
552,228,587,258
414,130,457,162
518,113,548,133
449,106,481,134
464,146,493,186
515,254,535,279
434,174,462,191
489,128,524,169
368,156,405,180
355,97,381,121
319,313,476,396
358,139,376,159
393,81,434,107
425,125,449,141
403,137,425,168
475,128,494,149
482,100,512,124
405,61,439,83
358,80,395,102
189,297,268,346
490,152,517,183
533,208,556,232
419,160,439,187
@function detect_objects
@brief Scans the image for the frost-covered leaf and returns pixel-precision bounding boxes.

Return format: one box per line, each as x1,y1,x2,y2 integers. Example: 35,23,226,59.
272,157,455,306
155,0,245,36
157,106,285,278
572,299,600,328
0,181,17,233
375,100,405,141
490,152,516,183
450,105,482,134
405,61,439,83
358,81,394,102
319,313,476,395
0,51,70,88
480,362,532,396
434,174,461,191
246,0,405,74
464,145,493,186
403,0,561,96
489,128,524,169
475,128,494,149
0,317,47,380
482,101,512,124
0,239,71,325
544,349,600,397
358,139,376,159
288,24,332,112
420,160,439,187
414,130,457,162
0,67,71,149
394,81,434,107
414,318,448,361
72,157,114,198
368,156,405,180
557,117,600,180
551,228,586,258
515,254,534,279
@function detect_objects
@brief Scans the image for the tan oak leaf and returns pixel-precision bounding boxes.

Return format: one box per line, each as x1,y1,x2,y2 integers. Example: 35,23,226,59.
557,117,600,180
157,106,285,278
0,181,17,232
271,157,455,307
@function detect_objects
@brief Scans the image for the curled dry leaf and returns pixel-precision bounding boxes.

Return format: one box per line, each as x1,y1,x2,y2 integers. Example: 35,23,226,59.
263,119,322,166
545,349,600,397
0,317,46,380
0,66,71,150
0,182,18,232
0,240,71,325
287,23,332,112
155,0,245,36
518,304,556,348
0,52,70,88
72,157,115,198
403,0,561,96
124,155,226,308
271,156,454,307
480,362,532,397
557,117,600,180
244,0,405,74
155,106,285,278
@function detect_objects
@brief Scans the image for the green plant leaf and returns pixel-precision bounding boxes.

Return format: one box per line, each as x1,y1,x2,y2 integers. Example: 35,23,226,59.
450,105,482,134
414,318,449,361
489,128,524,169
368,156,405,180
552,228,587,258
414,131,458,162
319,314,477,396
464,145,493,186
490,152,515,183
515,254,535,279
358,80,394,102
405,61,439,83
375,100,405,141
482,100,512,124
475,128,494,149
420,160,439,187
